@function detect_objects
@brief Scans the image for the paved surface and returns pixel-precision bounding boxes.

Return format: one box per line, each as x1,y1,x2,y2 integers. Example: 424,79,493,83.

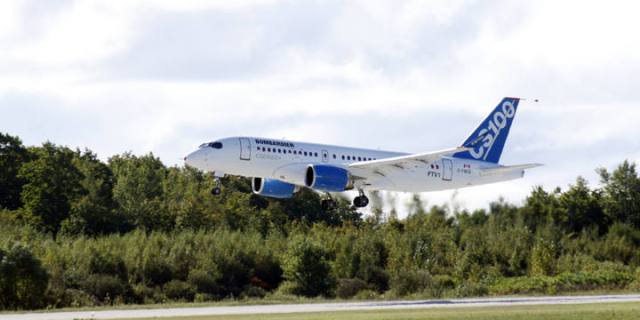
2,294,640,320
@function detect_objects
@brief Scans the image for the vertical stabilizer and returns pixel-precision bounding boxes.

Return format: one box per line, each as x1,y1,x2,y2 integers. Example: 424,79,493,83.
453,97,520,163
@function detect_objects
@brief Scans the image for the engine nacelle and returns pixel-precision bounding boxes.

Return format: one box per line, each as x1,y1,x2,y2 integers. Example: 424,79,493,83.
305,165,350,192
252,177,296,199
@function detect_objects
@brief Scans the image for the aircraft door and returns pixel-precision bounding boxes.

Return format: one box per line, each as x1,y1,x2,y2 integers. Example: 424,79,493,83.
442,159,453,181
239,138,251,160
322,150,329,163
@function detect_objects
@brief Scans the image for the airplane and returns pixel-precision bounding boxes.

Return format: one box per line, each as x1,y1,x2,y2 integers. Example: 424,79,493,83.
184,97,542,209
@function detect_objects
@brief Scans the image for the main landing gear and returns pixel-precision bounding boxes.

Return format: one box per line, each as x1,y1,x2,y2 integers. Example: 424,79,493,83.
353,189,369,208
321,193,337,210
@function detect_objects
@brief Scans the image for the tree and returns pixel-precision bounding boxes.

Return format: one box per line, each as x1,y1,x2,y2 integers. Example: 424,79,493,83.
61,150,120,235
0,133,30,210
598,161,640,228
282,237,335,297
109,153,170,231
163,167,217,230
558,177,606,234
18,143,83,233
520,187,561,232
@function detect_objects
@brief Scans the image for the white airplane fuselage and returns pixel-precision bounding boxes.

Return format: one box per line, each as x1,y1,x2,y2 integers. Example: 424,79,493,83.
185,136,523,193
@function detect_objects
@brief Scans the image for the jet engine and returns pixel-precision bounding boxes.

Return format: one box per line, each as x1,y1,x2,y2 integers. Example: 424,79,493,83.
305,164,351,192
251,178,296,199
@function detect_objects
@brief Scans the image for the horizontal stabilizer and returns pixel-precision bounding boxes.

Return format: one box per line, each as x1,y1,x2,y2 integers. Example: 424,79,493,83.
479,163,543,176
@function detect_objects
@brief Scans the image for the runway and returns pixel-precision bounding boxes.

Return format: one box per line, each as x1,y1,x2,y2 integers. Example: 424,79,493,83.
3,294,640,320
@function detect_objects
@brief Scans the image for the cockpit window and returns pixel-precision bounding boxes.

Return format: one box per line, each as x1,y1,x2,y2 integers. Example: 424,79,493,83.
200,141,223,149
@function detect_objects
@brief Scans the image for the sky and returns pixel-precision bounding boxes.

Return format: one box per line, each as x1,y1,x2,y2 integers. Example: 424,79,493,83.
1,0,640,214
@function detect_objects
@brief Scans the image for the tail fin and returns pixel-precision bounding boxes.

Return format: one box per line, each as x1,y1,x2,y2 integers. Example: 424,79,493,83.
453,97,520,163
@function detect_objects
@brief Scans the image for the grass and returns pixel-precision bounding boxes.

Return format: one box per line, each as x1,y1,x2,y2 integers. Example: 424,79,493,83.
116,302,640,320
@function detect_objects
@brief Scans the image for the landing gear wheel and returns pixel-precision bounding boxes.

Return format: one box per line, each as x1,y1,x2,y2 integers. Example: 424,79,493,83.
321,199,337,210
211,175,222,196
353,195,369,208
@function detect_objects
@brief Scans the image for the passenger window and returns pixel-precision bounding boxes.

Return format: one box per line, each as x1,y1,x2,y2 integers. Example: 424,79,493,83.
358,157,361,161
314,152,318,157
304,152,308,156
333,154,336,159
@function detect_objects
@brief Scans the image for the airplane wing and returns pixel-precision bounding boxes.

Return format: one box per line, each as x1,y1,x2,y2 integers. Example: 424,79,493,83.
348,146,469,177
479,163,543,176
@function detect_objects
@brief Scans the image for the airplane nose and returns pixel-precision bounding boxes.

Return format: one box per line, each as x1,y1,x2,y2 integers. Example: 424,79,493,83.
184,152,197,168
184,150,208,169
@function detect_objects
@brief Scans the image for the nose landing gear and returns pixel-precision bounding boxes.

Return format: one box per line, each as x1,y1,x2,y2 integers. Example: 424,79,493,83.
211,176,222,196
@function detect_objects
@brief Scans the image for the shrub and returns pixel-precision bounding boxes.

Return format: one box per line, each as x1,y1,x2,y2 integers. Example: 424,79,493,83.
390,269,431,296
336,278,369,299
489,270,635,295
163,280,195,301
253,254,283,290
63,288,96,308
282,238,335,297
530,238,556,276
0,244,49,310
81,274,126,304
454,280,488,298
354,289,378,300
142,258,173,286
242,285,267,298
273,280,297,296
131,283,154,304
188,269,220,296
87,250,127,280
365,267,390,293
429,275,456,297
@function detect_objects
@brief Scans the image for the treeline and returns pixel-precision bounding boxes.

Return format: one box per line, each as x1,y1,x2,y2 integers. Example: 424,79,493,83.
0,132,639,310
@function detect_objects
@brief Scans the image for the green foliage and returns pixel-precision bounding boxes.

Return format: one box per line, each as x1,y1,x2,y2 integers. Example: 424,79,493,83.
110,152,171,231
0,243,49,310
598,160,640,228
490,270,634,295
81,274,127,304
0,133,29,210
558,177,606,234
336,278,369,299
62,150,120,236
389,269,432,296
283,237,335,297
18,143,84,233
163,280,195,301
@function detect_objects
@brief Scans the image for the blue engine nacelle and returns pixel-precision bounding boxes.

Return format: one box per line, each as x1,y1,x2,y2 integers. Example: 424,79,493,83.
305,165,350,192
252,177,296,199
